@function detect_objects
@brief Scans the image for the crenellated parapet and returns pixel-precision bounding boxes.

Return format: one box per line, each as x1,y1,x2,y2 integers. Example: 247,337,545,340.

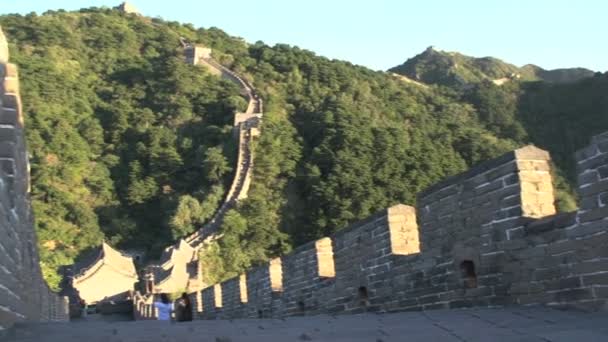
132,291,155,320
0,26,69,330
185,136,608,319
417,145,555,256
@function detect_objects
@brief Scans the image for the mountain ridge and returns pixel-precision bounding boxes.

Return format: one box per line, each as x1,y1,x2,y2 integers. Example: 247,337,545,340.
389,46,596,87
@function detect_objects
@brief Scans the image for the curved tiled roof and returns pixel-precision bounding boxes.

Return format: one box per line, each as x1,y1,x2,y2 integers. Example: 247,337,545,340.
73,242,137,283
151,239,197,292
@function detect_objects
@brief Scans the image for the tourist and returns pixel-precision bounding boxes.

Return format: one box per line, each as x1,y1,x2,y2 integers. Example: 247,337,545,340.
153,293,173,321
175,293,193,322
80,299,87,318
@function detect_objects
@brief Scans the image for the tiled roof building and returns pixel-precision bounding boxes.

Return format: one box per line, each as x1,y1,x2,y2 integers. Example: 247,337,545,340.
70,242,138,304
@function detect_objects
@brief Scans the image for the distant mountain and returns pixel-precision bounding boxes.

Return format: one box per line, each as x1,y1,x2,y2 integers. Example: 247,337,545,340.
520,64,596,84
389,46,595,87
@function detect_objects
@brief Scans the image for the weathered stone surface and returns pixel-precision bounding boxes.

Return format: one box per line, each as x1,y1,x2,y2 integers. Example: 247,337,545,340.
601,192,608,206
592,131,608,144
579,179,608,197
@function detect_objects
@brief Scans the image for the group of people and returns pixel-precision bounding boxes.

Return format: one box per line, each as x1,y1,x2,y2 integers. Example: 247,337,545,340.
154,292,193,322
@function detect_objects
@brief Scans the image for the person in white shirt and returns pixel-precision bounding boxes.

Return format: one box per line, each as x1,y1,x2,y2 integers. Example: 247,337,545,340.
154,293,173,321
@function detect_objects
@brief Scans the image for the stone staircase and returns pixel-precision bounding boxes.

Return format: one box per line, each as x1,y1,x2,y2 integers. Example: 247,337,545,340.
4,307,608,342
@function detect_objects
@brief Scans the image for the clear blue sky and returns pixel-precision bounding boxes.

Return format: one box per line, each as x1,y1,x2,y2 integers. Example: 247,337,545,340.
2,0,606,72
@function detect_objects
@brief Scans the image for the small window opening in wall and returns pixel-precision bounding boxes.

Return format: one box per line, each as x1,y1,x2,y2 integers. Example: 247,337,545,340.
358,286,369,306
257,309,263,318
460,260,477,289
297,301,305,312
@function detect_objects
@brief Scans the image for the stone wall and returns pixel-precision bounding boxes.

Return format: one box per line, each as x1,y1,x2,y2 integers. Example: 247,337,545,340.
189,138,608,319
183,46,262,246
0,26,69,331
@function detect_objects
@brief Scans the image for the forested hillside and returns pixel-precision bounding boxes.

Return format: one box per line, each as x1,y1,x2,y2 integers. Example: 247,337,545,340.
1,7,607,288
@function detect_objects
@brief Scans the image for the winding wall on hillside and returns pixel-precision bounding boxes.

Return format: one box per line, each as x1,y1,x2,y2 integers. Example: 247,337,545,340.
0,26,69,331
183,45,263,247
134,44,264,304
132,131,608,320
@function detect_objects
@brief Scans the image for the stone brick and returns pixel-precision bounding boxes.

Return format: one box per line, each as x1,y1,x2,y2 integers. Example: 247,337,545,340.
592,287,608,299
554,288,594,302
592,131,608,144
578,170,599,187
533,268,563,281
516,292,556,305
599,166,608,179
0,141,14,159
543,277,582,291
575,144,599,163
546,239,582,256
582,273,608,287
601,192,608,206
578,206,608,223
497,238,528,251
516,246,547,259
578,153,608,174
0,126,16,143
1,93,19,110
0,108,18,126
579,179,608,198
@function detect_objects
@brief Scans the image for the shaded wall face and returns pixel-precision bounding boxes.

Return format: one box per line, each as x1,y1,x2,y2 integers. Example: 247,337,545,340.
0,34,68,329
417,146,554,257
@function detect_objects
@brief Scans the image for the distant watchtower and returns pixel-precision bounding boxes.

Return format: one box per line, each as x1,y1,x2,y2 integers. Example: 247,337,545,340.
184,45,212,65
116,1,140,15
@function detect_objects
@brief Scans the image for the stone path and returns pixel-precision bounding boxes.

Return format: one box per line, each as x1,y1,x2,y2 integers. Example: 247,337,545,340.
4,307,608,342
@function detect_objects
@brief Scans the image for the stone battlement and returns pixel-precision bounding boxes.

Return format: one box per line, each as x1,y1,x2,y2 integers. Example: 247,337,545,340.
157,136,608,320
0,26,69,331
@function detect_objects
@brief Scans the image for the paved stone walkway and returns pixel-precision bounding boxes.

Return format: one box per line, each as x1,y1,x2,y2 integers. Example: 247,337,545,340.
4,307,608,342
